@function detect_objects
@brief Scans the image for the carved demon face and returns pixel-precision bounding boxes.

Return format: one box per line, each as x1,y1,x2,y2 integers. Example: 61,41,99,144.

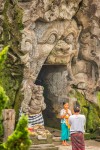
20,14,80,116
31,20,79,76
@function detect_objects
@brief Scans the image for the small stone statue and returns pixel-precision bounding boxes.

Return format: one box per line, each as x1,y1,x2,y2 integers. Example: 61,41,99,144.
20,83,46,128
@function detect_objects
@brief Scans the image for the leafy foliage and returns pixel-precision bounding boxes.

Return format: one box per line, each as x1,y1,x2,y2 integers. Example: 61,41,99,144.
0,46,9,136
0,86,9,116
0,85,9,136
0,46,9,69
0,115,32,150
0,86,9,136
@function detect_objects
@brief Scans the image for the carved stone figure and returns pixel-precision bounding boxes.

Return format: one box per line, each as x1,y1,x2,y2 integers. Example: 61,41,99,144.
46,20,81,81
1,0,100,133
18,0,100,125
20,19,80,121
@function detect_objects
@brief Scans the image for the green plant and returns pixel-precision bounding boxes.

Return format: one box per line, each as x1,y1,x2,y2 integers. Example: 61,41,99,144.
0,45,9,70
0,86,9,116
0,115,32,150
0,85,9,136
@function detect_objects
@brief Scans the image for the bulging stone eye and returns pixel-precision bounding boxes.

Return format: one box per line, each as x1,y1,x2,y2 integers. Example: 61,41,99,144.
47,34,56,44
65,34,74,43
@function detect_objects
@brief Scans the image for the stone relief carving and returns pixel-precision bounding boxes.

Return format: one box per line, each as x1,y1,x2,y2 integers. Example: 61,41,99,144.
7,0,98,126
46,20,81,81
19,0,82,22
0,0,100,134
17,0,83,125
20,19,80,117
75,0,100,103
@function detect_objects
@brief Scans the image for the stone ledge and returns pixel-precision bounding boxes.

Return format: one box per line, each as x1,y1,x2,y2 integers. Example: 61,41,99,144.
30,144,58,150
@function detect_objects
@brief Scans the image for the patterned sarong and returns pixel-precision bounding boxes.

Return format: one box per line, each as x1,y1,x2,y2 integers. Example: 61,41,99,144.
71,132,85,150
19,108,44,127
28,113,44,127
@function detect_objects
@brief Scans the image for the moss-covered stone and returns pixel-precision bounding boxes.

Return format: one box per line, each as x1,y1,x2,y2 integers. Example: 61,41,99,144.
97,91,100,108
0,0,23,114
3,0,23,46
69,90,100,133
84,133,97,140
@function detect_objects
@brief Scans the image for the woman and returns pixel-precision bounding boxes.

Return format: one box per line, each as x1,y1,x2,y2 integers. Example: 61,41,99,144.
60,102,72,146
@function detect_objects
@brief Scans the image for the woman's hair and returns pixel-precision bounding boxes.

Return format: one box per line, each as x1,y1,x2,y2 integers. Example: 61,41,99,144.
63,102,65,105
74,106,80,112
63,102,69,106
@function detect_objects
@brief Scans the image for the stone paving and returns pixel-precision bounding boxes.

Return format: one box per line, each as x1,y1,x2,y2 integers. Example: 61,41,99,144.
57,140,100,150
30,140,100,150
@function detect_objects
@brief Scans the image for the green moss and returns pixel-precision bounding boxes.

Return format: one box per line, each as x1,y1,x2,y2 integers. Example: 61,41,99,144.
70,90,100,133
0,86,9,136
97,91,100,108
0,0,23,109
2,0,23,52
87,104,100,132
70,90,88,116
0,46,9,69
14,86,23,120
14,5,23,30
0,86,9,115
0,46,9,136
0,0,24,138
84,133,97,140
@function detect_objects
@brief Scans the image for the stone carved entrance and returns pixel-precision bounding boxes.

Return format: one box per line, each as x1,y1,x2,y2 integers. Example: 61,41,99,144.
35,65,69,129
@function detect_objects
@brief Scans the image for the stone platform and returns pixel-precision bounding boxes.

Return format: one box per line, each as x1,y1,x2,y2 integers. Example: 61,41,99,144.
30,144,58,150
57,140,100,150
29,140,100,150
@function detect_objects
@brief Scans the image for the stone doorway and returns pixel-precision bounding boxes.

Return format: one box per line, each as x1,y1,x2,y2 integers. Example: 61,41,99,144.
35,64,69,129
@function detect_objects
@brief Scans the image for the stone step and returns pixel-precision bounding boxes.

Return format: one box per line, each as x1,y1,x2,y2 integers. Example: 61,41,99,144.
53,137,61,142
30,147,58,150
95,136,100,142
52,137,61,145
95,139,100,142
52,136,71,145
96,136,100,139
30,144,58,150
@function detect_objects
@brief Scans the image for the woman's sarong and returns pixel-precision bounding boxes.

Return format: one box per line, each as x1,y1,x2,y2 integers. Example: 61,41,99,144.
61,123,69,141
71,132,85,150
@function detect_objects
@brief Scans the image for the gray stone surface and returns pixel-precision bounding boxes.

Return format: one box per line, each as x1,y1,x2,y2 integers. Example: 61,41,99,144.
30,144,58,150
57,140,100,150
17,1,100,131
29,140,100,150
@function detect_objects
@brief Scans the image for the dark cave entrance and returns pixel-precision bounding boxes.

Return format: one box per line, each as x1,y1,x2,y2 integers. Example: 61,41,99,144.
35,64,68,129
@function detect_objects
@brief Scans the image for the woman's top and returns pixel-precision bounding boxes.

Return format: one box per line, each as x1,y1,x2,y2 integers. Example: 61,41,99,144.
60,108,72,124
